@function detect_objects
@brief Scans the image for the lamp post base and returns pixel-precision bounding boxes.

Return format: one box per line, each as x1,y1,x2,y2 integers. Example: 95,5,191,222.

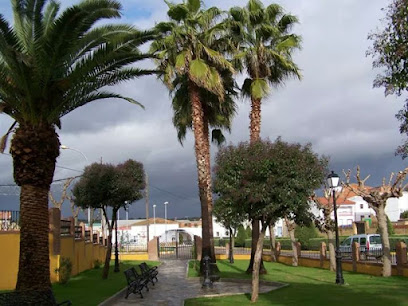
335,251,344,285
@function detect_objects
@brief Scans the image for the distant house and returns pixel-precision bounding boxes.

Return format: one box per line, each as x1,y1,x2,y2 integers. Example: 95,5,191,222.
313,184,408,223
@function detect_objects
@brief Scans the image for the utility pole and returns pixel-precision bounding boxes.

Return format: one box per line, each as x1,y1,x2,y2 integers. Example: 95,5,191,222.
145,172,149,247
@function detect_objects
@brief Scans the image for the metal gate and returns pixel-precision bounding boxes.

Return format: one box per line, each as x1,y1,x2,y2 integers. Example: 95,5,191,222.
158,229,194,259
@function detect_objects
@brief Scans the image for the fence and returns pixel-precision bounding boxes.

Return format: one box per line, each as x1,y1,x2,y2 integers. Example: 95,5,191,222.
273,241,408,277
0,210,20,231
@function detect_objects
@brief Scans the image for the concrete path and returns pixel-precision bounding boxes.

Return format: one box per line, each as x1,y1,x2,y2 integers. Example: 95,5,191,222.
101,260,285,306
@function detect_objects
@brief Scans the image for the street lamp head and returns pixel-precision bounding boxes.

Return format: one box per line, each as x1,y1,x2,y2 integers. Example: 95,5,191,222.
164,201,168,205
60,145,69,150
327,171,340,189
153,204,156,208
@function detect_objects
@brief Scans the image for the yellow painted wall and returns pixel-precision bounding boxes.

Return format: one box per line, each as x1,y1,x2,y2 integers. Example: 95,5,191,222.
0,232,19,290
276,255,408,277
111,253,149,261
0,233,107,290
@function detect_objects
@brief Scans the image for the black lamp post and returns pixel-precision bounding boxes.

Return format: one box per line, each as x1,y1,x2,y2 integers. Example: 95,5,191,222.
327,171,344,285
114,209,120,273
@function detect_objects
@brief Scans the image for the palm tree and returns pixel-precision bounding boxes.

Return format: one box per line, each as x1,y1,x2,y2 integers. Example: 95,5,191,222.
0,0,156,295
151,0,235,267
228,0,302,273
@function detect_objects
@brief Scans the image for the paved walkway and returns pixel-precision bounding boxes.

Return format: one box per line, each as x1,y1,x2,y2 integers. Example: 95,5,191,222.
101,260,285,306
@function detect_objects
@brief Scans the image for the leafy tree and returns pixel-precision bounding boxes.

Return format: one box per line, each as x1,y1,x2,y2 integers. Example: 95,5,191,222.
227,0,302,274
213,138,326,302
0,0,155,295
245,225,252,239
235,225,247,247
150,0,236,269
73,160,145,279
213,197,246,263
368,0,408,156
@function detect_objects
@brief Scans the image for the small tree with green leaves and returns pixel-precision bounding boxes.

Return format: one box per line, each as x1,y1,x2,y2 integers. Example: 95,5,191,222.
213,138,326,302
72,160,145,279
213,197,246,263
235,225,247,247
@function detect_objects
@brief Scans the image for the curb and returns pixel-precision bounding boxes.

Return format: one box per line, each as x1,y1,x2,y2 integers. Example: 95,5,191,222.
98,287,127,306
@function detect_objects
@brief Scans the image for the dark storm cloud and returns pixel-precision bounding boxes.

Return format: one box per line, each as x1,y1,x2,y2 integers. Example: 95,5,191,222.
1,0,408,219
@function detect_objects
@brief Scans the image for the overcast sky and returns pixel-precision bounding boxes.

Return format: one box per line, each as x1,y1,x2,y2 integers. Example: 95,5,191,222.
0,0,407,220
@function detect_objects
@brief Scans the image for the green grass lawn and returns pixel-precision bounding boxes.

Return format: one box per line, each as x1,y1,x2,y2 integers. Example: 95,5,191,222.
185,260,408,306
53,260,159,306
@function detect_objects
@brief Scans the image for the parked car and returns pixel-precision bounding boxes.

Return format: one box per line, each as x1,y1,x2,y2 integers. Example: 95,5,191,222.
339,234,382,260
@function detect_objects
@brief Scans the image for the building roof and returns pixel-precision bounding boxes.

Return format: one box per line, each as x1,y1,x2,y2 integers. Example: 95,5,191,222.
316,184,375,206
133,217,178,226
316,197,355,206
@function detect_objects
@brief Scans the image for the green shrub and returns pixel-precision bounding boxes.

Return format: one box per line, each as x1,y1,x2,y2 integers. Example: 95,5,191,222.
401,210,408,219
235,225,247,247
55,257,72,284
295,224,320,250
93,259,102,269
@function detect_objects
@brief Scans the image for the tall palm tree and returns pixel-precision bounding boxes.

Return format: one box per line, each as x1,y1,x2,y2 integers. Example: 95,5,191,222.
0,0,156,295
228,0,302,273
151,0,235,267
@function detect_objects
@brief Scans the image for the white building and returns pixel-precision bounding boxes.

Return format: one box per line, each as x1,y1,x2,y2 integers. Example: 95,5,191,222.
313,185,408,224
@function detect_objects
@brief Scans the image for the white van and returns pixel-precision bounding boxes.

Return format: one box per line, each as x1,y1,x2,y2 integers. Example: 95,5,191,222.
339,234,382,260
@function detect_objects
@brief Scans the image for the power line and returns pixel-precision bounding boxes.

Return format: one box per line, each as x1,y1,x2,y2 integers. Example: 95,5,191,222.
150,184,193,201
1,152,84,173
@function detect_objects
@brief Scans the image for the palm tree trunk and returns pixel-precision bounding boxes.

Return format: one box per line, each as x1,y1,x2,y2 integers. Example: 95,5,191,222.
16,185,51,291
188,81,216,270
249,97,262,143
247,97,266,273
11,125,60,292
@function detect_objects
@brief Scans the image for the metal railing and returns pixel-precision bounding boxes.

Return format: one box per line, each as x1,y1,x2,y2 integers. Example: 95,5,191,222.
0,210,20,231
60,219,71,236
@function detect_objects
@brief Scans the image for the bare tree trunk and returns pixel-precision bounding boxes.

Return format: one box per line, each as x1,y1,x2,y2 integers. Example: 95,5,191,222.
327,230,336,271
102,231,113,279
288,226,298,266
102,208,113,279
229,227,234,263
375,205,392,277
269,223,276,262
247,219,266,274
251,221,267,303
189,81,216,272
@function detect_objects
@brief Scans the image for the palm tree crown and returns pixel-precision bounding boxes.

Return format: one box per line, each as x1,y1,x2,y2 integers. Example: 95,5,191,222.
0,0,156,131
229,0,301,99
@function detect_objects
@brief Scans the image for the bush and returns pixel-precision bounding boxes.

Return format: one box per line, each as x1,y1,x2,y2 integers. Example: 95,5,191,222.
94,259,102,269
295,224,320,250
55,257,72,284
235,225,247,247
401,210,408,219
